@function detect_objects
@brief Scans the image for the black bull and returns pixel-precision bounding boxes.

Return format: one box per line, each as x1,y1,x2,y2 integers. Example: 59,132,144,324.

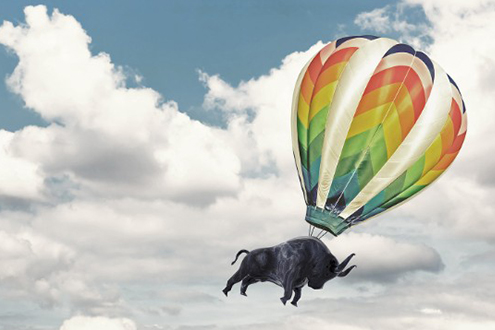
223,237,356,306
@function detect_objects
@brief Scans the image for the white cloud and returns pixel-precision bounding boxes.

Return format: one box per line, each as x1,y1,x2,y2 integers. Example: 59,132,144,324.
420,307,442,314
0,130,44,200
60,316,137,330
235,315,371,330
354,4,427,48
406,0,494,13
397,176,495,242
0,220,75,307
201,43,324,177
328,232,443,282
354,7,392,33
0,5,241,205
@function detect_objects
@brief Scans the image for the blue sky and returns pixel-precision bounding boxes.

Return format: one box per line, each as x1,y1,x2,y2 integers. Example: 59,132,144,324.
0,1,494,330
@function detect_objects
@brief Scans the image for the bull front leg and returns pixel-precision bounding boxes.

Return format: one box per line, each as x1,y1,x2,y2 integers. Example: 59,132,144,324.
240,276,258,296
280,277,295,305
290,287,302,307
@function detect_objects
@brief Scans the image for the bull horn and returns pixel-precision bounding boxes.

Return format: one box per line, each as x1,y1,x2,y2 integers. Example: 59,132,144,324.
335,253,355,273
338,265,356,277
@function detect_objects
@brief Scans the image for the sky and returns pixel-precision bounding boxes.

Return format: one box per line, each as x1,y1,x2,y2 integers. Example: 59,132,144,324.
0,1,494,330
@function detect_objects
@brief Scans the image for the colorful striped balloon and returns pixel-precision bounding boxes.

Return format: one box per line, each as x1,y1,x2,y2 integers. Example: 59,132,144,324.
291,35,467,236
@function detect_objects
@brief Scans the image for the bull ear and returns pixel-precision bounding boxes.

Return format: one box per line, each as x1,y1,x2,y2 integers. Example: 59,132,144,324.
338,265,356,277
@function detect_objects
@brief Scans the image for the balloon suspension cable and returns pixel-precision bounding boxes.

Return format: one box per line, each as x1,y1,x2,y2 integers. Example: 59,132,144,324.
310,225,316,237
316,229,326,239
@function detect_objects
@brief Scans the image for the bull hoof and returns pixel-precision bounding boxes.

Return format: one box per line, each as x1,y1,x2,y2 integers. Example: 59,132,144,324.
241,292,247,296
222,288,229,297
280,297,287,305
291,301,298,307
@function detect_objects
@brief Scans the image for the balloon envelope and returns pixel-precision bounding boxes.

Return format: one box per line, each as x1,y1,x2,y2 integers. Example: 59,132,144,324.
291,35,467,236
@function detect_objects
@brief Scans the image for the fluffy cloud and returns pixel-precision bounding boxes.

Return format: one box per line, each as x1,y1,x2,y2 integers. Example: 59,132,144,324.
208,271,495,330
0,237,73,310
354,7,392,33
0,130,44,200
201,42,323,177
60,316,136,330
354,4,428,48
328,233,443,282
0,5,241,205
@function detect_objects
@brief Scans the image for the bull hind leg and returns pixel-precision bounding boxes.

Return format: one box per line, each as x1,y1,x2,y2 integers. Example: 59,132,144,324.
223,269,247,297
240,276,258,296
290,287,302,307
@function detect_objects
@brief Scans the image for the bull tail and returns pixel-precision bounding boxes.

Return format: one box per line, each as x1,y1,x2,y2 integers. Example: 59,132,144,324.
231,249,249,265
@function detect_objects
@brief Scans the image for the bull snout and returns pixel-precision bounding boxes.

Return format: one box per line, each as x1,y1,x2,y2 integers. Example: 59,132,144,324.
308,280,326,290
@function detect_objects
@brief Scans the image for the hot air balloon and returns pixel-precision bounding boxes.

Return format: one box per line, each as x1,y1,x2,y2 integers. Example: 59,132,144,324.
291,35,467,237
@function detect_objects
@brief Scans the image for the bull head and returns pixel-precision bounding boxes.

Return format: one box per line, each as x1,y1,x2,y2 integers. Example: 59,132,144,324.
308,253,356,289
